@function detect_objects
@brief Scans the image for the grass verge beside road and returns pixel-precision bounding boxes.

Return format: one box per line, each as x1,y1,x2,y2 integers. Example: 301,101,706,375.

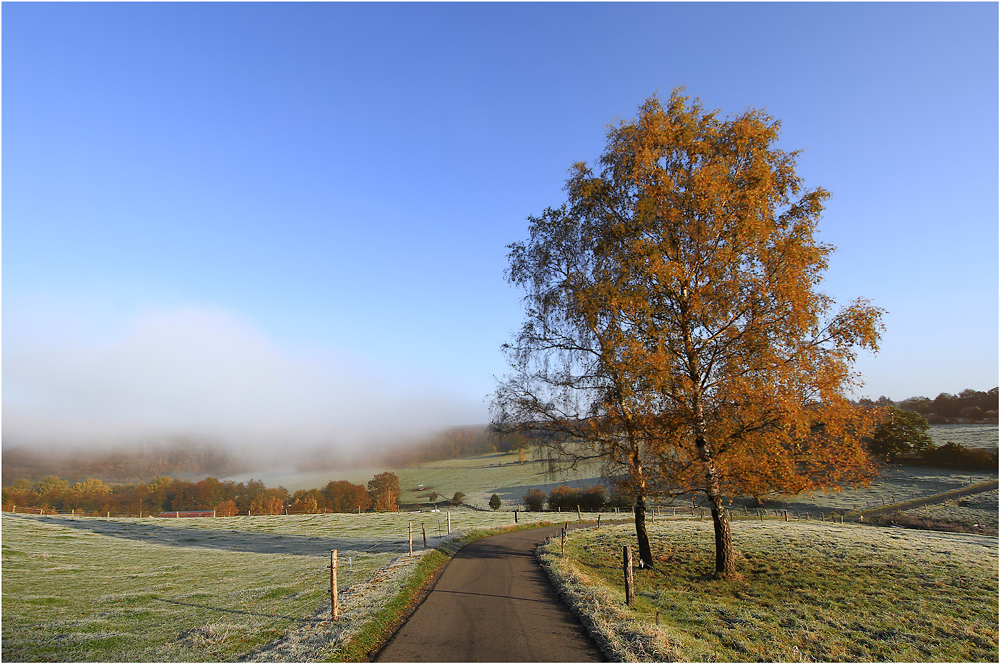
539,520,998,662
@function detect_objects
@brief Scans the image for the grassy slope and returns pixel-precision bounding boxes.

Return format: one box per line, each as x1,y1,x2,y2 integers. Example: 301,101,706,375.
224,423,997,511
540,519,999,662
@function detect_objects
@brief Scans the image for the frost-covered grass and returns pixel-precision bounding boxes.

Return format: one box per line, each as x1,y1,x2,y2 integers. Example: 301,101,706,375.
2,514,344,661
1,509,558,662
394,451,606,509
896,488,999,531
540,520,998,662
756,465,997,516
929,423,998,450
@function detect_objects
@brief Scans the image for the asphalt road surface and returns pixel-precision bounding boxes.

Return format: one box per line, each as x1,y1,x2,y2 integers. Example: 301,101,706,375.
374,524,605,662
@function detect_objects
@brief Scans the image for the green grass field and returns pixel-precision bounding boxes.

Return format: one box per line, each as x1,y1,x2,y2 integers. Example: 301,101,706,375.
4,424,997,662
0,509,557,662
540,519,999,662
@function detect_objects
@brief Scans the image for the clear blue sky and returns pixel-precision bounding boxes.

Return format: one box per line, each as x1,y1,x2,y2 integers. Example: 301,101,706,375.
3,2,997,452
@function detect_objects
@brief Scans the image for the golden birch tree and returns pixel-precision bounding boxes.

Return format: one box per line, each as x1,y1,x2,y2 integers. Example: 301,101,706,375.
493,90,884,578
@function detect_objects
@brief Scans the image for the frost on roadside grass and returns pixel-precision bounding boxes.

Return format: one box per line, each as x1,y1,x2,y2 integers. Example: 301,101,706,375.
537,521,998,663
537,539,684,662
243,542,447,661
1,514,467,662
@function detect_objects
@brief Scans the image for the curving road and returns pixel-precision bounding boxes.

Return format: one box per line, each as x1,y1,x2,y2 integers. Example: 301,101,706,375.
374,524,605,662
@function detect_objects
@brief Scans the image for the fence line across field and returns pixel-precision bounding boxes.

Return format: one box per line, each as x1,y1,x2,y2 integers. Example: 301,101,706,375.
10,498,982,633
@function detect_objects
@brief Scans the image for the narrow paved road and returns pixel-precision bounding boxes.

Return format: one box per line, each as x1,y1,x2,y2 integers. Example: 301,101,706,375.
375,524,605,662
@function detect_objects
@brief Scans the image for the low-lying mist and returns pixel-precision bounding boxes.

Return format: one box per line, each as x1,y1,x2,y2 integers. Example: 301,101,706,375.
2,305,486,475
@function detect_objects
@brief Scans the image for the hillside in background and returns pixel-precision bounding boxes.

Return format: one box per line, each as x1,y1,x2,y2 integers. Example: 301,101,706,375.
0,425,530,487
1,438,247,485
3,387,994,487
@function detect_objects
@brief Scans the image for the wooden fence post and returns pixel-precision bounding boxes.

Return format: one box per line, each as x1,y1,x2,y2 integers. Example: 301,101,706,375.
330,550,339,621
422,523,427,548
448,510,452,534
408,522,413,557
597,514,601,528
577,505,582,521
623,546,634,607
561,524,566,556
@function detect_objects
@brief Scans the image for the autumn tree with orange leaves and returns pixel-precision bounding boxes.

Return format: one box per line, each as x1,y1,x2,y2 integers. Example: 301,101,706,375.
492,90,884,579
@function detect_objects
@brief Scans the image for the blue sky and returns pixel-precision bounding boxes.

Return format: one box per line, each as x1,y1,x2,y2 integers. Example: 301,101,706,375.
3,2,997,452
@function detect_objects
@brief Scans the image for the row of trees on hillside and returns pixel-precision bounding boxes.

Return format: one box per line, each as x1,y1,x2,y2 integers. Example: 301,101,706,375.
492,90,885,580
1,438,245,485
2,472,403,516
2,476,286,515
896,388,998,423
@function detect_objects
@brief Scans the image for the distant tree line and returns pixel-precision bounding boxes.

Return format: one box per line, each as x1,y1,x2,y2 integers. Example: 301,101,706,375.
892,387,998,424
2,471,404,517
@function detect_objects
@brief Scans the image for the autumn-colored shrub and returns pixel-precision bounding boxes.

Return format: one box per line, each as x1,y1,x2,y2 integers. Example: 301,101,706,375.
579,485,607,511
523,489,546,511
547,485,580,511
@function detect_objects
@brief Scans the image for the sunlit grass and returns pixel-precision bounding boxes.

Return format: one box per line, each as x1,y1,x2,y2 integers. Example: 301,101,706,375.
540,519,998,662
898,488,999,531
1,509,567,662
928,423,998,450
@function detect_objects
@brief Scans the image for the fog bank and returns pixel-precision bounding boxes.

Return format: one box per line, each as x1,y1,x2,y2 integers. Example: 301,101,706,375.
2,305,483,463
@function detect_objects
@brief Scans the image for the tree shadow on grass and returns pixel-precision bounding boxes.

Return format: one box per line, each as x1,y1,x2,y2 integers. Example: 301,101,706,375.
16,515,406,557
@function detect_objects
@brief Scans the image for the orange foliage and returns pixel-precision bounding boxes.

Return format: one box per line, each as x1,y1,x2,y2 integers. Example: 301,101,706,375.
495,89,884,578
